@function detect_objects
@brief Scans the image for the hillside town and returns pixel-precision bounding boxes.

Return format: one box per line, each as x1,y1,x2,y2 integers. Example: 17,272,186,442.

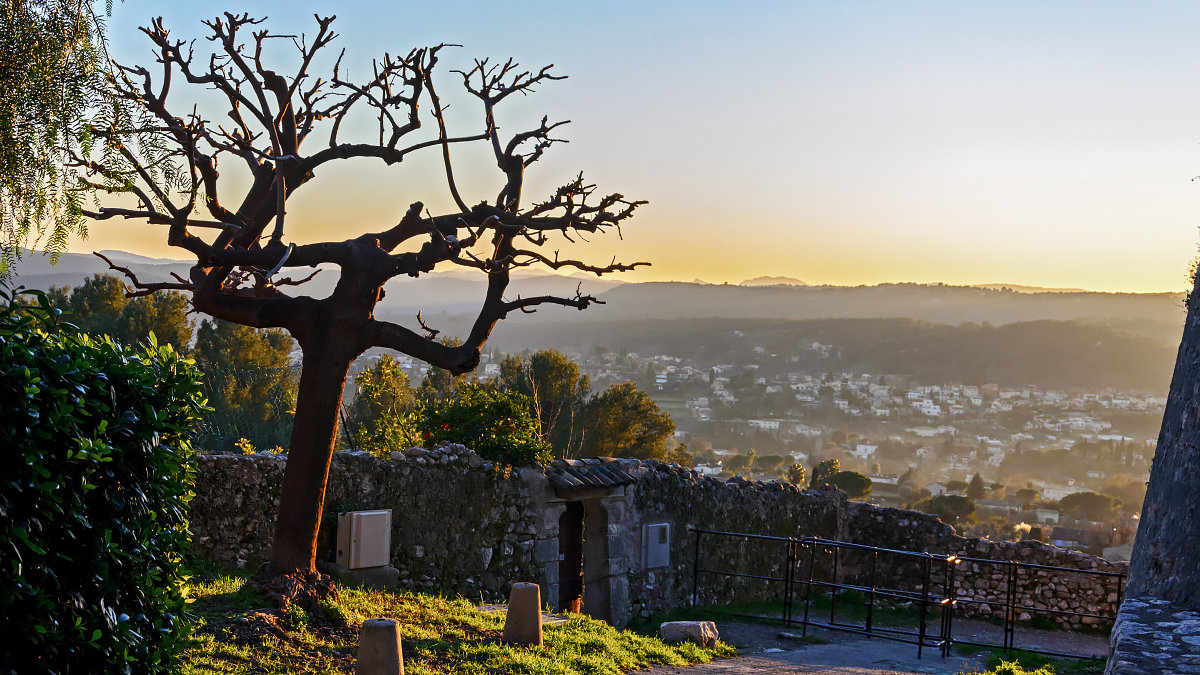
366,342,1162,562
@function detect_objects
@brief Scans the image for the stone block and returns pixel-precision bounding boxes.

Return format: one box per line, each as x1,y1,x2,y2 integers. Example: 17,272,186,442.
320,562,400,591
660,621,719,648
534,538,558,565
502,582,543,646
357,617,404,675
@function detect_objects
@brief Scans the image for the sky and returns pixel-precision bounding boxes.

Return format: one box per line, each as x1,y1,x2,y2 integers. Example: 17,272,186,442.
75,1,1200,293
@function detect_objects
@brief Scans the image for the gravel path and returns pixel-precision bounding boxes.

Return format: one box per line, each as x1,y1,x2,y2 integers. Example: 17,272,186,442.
637,620,1109,675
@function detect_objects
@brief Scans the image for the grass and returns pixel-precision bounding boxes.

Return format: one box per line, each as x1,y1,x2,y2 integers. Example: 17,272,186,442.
959,648,1106,675
179,565,735,674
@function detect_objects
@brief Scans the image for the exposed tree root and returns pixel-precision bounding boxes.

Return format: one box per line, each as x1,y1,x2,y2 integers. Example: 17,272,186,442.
249,563,339,611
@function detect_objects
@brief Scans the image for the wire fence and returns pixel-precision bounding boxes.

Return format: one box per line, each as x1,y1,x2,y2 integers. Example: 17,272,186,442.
194,364,301,453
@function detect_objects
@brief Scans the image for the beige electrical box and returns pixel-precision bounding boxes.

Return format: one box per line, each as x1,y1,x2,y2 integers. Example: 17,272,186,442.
336,509,392,569
641,522,671,569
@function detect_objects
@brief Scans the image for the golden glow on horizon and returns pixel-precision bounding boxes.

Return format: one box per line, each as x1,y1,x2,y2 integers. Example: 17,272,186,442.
65,1,1200,297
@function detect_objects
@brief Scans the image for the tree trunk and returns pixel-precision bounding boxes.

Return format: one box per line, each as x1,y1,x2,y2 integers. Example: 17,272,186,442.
1127,282,1200,609
267,343,354,575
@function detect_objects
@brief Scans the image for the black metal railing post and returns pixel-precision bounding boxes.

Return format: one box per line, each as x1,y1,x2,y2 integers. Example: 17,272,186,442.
941,555,959,657
783,537,796,623
1004,560,1017,652
691,527,702,608
830,545,839,626
802,538,816,637
918,554,932,660
866,549,878,634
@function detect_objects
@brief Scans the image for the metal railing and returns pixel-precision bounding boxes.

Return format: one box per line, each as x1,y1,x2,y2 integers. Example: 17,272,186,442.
689,527,1123,660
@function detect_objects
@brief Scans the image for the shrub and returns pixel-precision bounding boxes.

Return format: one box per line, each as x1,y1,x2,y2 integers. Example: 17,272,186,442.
0,285,207,674
419,383,551,465
348,354,420,457
826,470,872,499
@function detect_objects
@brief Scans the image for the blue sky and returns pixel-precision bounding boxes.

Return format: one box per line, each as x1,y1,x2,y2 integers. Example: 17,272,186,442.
84,1,1200,292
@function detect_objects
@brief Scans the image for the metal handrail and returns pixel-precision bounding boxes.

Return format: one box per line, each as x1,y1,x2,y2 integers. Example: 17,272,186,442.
687,526,1123,661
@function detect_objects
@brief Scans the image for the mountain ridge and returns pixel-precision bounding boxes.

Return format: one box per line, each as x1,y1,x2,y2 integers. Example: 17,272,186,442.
11,250,1184,336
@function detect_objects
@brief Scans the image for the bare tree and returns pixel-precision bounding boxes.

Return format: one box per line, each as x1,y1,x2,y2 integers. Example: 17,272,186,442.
74,13,645,604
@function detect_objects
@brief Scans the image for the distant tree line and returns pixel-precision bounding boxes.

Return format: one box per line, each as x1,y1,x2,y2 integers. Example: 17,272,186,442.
346,348,678,464
47,278,677,463
48,274,297,452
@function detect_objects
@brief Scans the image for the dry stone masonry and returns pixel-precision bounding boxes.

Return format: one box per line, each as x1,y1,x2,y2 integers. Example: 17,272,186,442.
1106,597,1200,674
190,448,1125,629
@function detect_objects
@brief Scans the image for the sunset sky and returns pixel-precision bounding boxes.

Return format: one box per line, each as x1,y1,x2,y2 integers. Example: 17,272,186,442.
76,1,1200,293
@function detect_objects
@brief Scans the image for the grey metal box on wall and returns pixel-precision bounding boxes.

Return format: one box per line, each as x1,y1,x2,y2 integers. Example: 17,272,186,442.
642,522,670,568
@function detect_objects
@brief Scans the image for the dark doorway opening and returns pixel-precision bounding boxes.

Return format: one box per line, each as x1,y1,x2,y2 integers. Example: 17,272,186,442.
557,499,612,621
558,502,584,613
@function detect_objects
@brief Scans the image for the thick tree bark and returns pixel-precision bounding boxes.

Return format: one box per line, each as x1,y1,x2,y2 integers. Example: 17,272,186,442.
267,341,355,575
1127,279,1200,609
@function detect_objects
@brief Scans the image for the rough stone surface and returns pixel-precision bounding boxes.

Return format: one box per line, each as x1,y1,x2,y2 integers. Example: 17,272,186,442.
191,446,544,603
1106,596,1200,674
319,562,399,591
190,451,1125,629
659,621,719,648
1126,288,1200,612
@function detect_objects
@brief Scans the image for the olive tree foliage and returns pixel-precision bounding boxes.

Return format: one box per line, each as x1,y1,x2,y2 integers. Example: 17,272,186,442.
348,348,676,464
580,381,675,460
346,355,419,454
70,14,646,589
499,349,590,456
49,272,193,349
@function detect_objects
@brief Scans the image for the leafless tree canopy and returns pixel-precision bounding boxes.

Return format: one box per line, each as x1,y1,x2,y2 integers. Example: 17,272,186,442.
75,13,646,372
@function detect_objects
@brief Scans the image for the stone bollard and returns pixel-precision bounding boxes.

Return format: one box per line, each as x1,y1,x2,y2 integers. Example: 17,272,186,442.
502,582,543,646
660,621,719,648
356,618,404,675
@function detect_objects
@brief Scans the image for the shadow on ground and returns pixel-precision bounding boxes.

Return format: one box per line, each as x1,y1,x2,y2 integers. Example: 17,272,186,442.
637,619,1109,675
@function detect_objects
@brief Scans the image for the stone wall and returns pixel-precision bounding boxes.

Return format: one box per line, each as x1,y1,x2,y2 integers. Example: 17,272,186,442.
191,450,1125,629
846,502,1126,629
619,462,1125,629
620,463,848,616
192,446,552,603
1106,597,1200,674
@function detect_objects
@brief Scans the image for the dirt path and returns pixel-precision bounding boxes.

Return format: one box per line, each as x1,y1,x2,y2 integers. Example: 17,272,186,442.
637,619,1109,675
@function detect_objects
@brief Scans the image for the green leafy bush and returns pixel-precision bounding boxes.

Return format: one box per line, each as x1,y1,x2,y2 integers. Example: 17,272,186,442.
0,285,208,674
348,355,420,456
419,383,551,465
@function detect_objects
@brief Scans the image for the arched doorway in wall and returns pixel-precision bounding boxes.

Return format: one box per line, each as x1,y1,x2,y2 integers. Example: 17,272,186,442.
556,499,611,622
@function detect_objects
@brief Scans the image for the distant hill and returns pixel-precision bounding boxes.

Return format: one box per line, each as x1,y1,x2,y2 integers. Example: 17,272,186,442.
741,275,807,287
8,250,626,314
460,316,1178,392
15,251,1185,349
563,282,1184,333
